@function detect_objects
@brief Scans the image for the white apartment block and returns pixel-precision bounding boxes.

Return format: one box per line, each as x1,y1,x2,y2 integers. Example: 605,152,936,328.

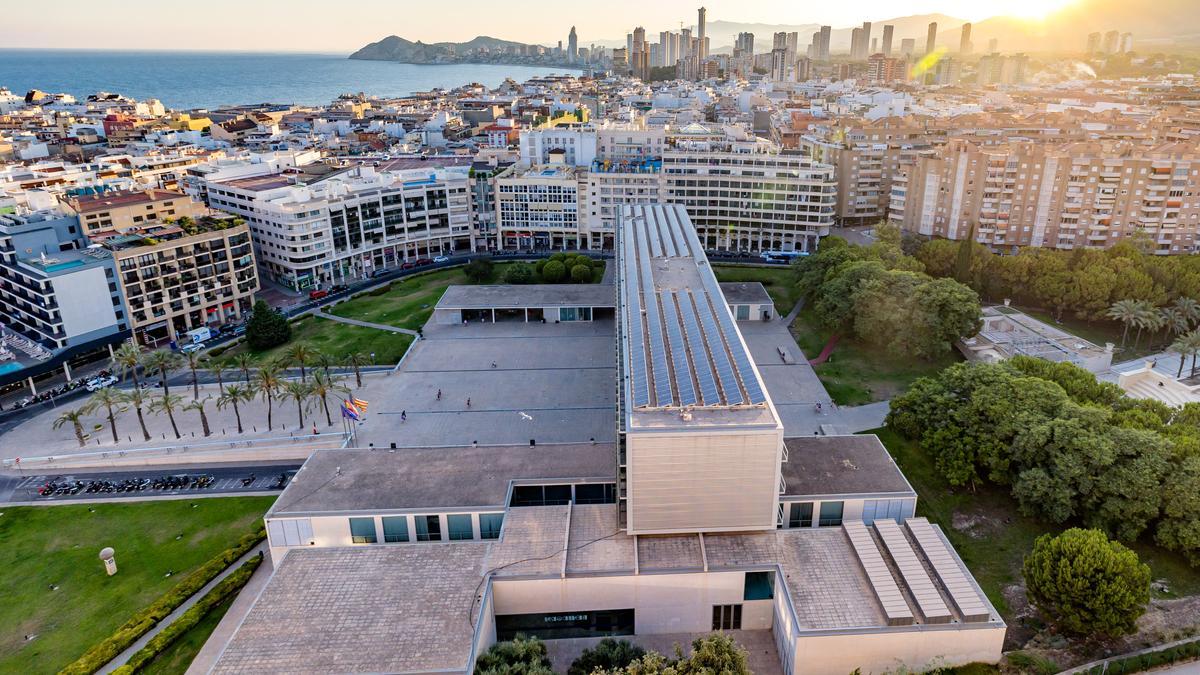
207,165,473,289
494,162,585,250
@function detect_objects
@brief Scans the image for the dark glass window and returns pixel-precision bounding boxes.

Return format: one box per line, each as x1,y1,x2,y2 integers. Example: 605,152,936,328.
447,514,473,540
818,501,844,527
349,517,377,544
479,513,504,539
712,604,742,630
382,516,408,543
415,515,441,541
744,572,774,601
789,502,814,528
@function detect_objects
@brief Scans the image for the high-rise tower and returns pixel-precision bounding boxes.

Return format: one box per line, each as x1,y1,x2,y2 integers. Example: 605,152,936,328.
697,7,707,59
926,22,938,55
568,26,578,63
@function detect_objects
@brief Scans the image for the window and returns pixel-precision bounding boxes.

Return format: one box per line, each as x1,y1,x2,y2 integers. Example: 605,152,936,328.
712,604,742,630
735,304,750,320
448,514,474,540
479,513,504,539
511,484,573,506
415,515,442,542
818,501,844,527
574,483,617,504
788,502,813,528
349,517,377,544
382,516,409,543
744,571,774,600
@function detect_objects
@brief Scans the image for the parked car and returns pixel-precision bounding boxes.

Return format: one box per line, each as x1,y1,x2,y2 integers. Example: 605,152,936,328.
433,255,450,263
330,284,349,293
415,258,433,266
180,342,204,354
86,375,118,392
400,261,416,270
309,289,329,300
232,325,247,336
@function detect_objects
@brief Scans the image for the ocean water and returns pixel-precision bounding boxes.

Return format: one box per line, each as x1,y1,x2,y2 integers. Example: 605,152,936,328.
0,50,579,110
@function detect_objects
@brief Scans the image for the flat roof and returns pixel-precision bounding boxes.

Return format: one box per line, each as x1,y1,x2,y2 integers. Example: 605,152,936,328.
619,204,779,430
270,444,616,516
781,435,916,498
70,189,186,213
437,284,615,310
719,282,773,307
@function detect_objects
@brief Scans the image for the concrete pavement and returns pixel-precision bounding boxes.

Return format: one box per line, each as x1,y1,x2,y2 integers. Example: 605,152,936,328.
184,552,275,675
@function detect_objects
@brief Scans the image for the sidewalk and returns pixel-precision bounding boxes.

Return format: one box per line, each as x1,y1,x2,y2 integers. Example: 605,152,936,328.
313,311,420,336
100,542,268,674
184,549,275,675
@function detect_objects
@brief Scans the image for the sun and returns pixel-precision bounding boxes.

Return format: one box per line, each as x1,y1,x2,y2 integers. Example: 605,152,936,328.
999,0,1080,20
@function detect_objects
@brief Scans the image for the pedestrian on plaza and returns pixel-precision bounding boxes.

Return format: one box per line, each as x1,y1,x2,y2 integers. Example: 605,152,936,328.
436,389,442,400
491,361,497,369
401,410,407,421
466,397,471,407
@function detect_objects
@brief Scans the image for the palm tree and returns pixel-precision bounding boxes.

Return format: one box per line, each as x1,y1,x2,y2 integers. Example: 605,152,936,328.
1187,330,1200,378
143,349,181,396
205,357,229,395
184,396,213,437
309,371,349,427
254,364,283,431
1107,299,1142,348
217,384,254,434
1172,333,1195,378
282,380,313,429
119,388,154,442
149,392,183,440
53,408,89,448
313,351,338,377
1134,303,1164,351
345,352,371,389
284,343,314,382
233,353,255,384
110,342,145,387
1175,296,1200,330
183,350,204,398
1164,307,1191,342
84,388,124,444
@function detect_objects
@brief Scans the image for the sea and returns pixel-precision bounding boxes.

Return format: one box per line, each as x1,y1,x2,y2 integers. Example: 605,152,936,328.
0,50,580,110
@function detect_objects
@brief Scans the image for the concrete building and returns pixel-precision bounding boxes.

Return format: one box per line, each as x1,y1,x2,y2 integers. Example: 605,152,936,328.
900,38,916,57
959,23,972,54
208,164,474,289
882,25,894,56
63,188,205,236
926,22,938,55
495,162,584,250
212,204,1005,675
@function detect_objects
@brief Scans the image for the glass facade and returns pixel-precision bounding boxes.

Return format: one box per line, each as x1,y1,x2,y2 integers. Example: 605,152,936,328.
788,502,814,528
447,514,474,540
382,516,409,543
479,513,504,539
818,501,844,527
415,515,442,541
349,517,377,544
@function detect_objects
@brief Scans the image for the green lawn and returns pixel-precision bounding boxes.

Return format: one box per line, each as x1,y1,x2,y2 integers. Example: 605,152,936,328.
0,497,275,675
224,314,415,367
138,595,236,675
873,427,1200,620
712,265,802,316
330,267,475,331
791,308,961,405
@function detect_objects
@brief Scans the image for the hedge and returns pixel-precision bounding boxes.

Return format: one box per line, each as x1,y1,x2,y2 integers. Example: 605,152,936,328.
1080,638,1200,674
110,552,264,674
58,526,265,675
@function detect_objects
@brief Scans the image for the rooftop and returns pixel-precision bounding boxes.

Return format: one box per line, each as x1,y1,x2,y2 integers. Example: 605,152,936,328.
67,188,187,213
718,281,773,307
436,284,615,310
781,435,916,498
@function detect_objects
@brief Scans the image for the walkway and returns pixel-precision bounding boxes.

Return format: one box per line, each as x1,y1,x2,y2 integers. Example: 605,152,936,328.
100,542,268,674
808,334,840,365
184,550,275,675
313,311,420,336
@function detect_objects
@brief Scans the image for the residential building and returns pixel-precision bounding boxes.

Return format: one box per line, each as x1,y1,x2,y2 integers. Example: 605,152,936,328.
926,22,938,55
63,188,206,236
494,161,584,250
959,23,973,54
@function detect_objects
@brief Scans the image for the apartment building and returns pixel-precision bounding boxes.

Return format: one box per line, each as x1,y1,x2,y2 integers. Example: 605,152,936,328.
63,188,205,236
207,164,473,289
494,161,584,250
96,219,258,345
889,138,1200,254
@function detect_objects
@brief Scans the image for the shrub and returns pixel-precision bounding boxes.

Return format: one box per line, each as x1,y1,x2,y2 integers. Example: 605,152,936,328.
1023,528,1151,637
111,553,264,674
570,263,592,283
568,638,645,675
465,258,494,283
1005,651,1060,675
474,635,552,675
245,299,291,351
504,263,535,285
60,526,265,675
542,260,566,283
534,259,547,277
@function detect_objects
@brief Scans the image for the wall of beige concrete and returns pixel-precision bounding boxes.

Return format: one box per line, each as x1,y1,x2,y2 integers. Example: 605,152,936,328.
789,626,1005,675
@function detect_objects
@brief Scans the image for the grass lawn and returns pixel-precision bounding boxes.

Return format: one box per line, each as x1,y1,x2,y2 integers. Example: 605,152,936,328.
138,595,236,675
791,308,961,405
223,314,415,367
712,265,802,316
330,267,475,331
0,497,275,675
873,427,1200,620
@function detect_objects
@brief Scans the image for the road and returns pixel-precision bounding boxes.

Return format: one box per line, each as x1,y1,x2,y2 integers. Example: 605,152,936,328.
0,462,302,504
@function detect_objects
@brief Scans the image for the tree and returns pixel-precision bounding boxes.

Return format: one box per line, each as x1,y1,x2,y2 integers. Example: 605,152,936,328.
1010,405,1115,524
912,277,982,358
570,263,592,283
1081,427,1170,542
1171,333,1196,378
464,257,494,283
282,380,313,429
504,263,535,285
607,634,751,675
120,388,154,442
245,299,291,351
474,636,553,675
542,260,566,283
184,396,213,437
183,349,204,398
310,371,349,427
217,384,254,434
254,364,283,431
143,349,181,397
110,342,145,387
53,408,89,448
205,357,229,395
84,388,124,444
1156,454,1200,563
233,352,255,384
1022,528,1150,637
312,351,338,377
1107,299,1144,348
1174,296,1200,330
345,353,370,389
149,392,183,440
569,639,645,675
285,343,315,383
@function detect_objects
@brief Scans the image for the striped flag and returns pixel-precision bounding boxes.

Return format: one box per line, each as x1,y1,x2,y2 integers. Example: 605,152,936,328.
351,397,369,411
340,402,360,421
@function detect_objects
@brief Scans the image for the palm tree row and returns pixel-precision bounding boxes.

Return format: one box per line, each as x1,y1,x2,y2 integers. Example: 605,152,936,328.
1107,297,1200,351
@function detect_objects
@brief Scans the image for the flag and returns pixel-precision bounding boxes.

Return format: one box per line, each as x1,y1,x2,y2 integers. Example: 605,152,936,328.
343,398,361,414
351,397,369,411
340,403,360,421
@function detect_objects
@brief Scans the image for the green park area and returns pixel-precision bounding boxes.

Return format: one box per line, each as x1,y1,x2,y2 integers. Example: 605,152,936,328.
0,497,274,675
137,595,235,675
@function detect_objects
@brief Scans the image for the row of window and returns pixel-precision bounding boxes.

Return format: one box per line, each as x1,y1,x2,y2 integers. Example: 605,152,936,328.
783,501,843,528
348,512,504,544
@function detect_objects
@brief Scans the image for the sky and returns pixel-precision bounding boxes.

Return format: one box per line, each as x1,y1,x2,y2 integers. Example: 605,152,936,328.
2,0,1078,52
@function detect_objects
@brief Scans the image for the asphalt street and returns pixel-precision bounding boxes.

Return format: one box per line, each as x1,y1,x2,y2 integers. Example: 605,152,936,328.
0,462,301,504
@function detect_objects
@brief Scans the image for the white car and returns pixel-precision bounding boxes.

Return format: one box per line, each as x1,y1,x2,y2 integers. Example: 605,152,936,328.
433,255,450,263
86,375,118,392
180,342,204,354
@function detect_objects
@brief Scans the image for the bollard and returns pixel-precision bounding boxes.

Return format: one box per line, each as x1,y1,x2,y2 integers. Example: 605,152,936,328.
99,547,117,576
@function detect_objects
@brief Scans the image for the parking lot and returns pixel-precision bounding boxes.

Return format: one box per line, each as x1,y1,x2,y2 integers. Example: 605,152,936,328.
0,463,301,504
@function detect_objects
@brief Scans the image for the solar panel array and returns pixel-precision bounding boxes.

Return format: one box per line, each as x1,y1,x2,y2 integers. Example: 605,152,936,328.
843,522,915,626
873,519,953,624
906,518,993,623
619,204,769,410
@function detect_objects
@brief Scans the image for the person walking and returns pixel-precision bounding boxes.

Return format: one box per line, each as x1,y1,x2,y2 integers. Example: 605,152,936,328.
401,410,407,421
466,397,471,407
436,389,442,400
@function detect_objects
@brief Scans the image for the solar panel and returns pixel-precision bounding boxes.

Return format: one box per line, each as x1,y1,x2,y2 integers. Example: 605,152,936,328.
645,208,664,258
905,518,992,623
676,291,720,405
622,223,650,408
874,519,953,624
660,292,697,406
843,522,914,626
690,291,743,406
664,205,691,257
698,267,767,404
636,224,672,406
654,205,678,257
